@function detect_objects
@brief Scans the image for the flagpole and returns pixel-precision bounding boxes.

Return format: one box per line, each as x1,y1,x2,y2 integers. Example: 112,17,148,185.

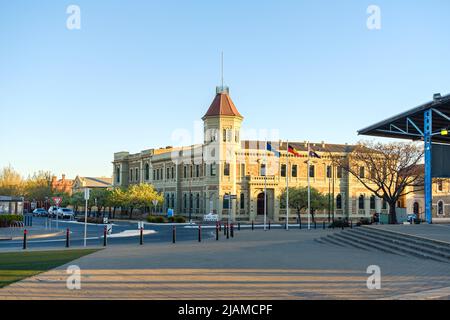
307,141,311,230
264,140,267,231
286,140,289,230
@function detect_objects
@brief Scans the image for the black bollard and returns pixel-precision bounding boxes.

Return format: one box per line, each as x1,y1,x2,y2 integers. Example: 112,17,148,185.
268,220,271,230
140,227,144,245
224,223,227,236
252,220,254,231
173,226,176,243
103,226,107,246
350,220,353,229
314,221,317,229
341,223,344,230
66,228,70,248
238,222,240,231
216,224,219,241
230,223,234,238
226,224,229,239
23,229,27,250
323,221,325,230
299,219,302,229
198,225,202,242
219,222,221,232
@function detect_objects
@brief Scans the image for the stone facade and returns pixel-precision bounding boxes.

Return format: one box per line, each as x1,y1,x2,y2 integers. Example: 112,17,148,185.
112,87,390,222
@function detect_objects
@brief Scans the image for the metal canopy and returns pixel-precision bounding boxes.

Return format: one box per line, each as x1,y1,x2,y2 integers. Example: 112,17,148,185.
358,93,450,144
357,93,450,224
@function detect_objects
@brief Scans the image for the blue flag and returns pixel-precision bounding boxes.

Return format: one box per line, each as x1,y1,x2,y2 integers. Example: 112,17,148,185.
267,142,281,157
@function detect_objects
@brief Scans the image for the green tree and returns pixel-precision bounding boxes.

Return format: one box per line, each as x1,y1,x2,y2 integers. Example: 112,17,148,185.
0,166,23,196
280,186,328,223
88,188,111,217
69,192,85,213
125,184,164,219
109,187,127,219
23,171,52,201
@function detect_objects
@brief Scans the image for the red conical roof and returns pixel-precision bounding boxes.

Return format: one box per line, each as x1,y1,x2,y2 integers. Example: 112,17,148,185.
202,92,243,119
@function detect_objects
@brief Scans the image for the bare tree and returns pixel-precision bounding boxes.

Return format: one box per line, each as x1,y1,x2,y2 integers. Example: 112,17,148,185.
330,141,424,224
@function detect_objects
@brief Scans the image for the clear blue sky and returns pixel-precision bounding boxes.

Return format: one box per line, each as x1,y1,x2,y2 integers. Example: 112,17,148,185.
1,0,449,178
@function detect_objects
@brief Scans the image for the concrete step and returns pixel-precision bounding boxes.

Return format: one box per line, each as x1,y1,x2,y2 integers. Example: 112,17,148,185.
336,230,450,263
360,226,450,251
352,228,450,260
323,233,376,252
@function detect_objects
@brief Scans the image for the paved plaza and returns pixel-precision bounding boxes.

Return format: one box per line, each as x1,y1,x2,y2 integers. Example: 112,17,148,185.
1,227,450,300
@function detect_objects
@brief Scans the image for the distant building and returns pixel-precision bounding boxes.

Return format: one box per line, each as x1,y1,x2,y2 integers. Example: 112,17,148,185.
112,86,391,222
399,165,450,222
51,174,74,195
72,176,113,194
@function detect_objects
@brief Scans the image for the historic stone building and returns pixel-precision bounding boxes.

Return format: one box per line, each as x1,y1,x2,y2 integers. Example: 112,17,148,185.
112,87,390,222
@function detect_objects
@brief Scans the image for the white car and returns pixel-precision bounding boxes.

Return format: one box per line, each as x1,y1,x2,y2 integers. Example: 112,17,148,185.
57,208,75,219
203,213,219,222
48,206,59,218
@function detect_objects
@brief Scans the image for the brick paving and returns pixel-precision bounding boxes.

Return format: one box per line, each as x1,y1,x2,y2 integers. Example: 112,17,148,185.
1,228,450,300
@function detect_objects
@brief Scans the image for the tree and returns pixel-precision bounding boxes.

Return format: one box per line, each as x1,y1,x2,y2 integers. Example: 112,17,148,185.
23,171,52,201
280,186,328,223
0,166,23,196
125,184,164,219
330,141,424,224
69,192,85,213
109,187,127,218
88,188,111,217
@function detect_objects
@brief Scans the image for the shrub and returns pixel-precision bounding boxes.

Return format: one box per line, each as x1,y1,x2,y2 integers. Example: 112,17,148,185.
173,215,186,223
76,217,104,224
329,219,349,228
356,218,372,226
0,214,24,228
146,215,166,223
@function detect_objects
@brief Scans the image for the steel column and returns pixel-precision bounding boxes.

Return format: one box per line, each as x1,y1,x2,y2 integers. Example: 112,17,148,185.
424,109,433,224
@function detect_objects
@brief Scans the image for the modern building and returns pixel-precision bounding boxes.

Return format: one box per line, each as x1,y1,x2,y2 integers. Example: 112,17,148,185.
112,86,390,222
72,176,113,194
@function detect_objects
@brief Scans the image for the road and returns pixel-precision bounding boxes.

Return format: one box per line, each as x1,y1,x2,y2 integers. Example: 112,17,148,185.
0,217,217,251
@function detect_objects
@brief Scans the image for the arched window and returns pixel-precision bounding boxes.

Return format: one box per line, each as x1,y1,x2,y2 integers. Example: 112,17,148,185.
358,195,365,210
438,201,444,215
116,167,120,183
145,163,150,180
183,194,187,210
196,194,200,209
336,194,342,210
240,193,245,210
370,195,376,210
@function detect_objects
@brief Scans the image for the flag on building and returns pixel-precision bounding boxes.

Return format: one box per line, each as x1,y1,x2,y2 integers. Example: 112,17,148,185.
288,144,301,157
309,150,321,158
266,142,281,157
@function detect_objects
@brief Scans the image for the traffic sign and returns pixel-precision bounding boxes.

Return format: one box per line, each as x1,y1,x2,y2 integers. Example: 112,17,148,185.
152,199,159,207
52,197,62,206
84,188,90,200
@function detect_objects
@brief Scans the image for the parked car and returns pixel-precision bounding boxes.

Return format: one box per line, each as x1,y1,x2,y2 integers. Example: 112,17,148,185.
57,208,75,219
48,206,59,218
32,208,48,217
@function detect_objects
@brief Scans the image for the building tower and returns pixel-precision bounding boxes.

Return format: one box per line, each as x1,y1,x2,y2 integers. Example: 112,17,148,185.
202,86,244,220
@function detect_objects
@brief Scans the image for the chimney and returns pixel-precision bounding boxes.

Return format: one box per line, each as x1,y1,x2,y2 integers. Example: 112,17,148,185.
322,141,326,148
434,93,442,102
